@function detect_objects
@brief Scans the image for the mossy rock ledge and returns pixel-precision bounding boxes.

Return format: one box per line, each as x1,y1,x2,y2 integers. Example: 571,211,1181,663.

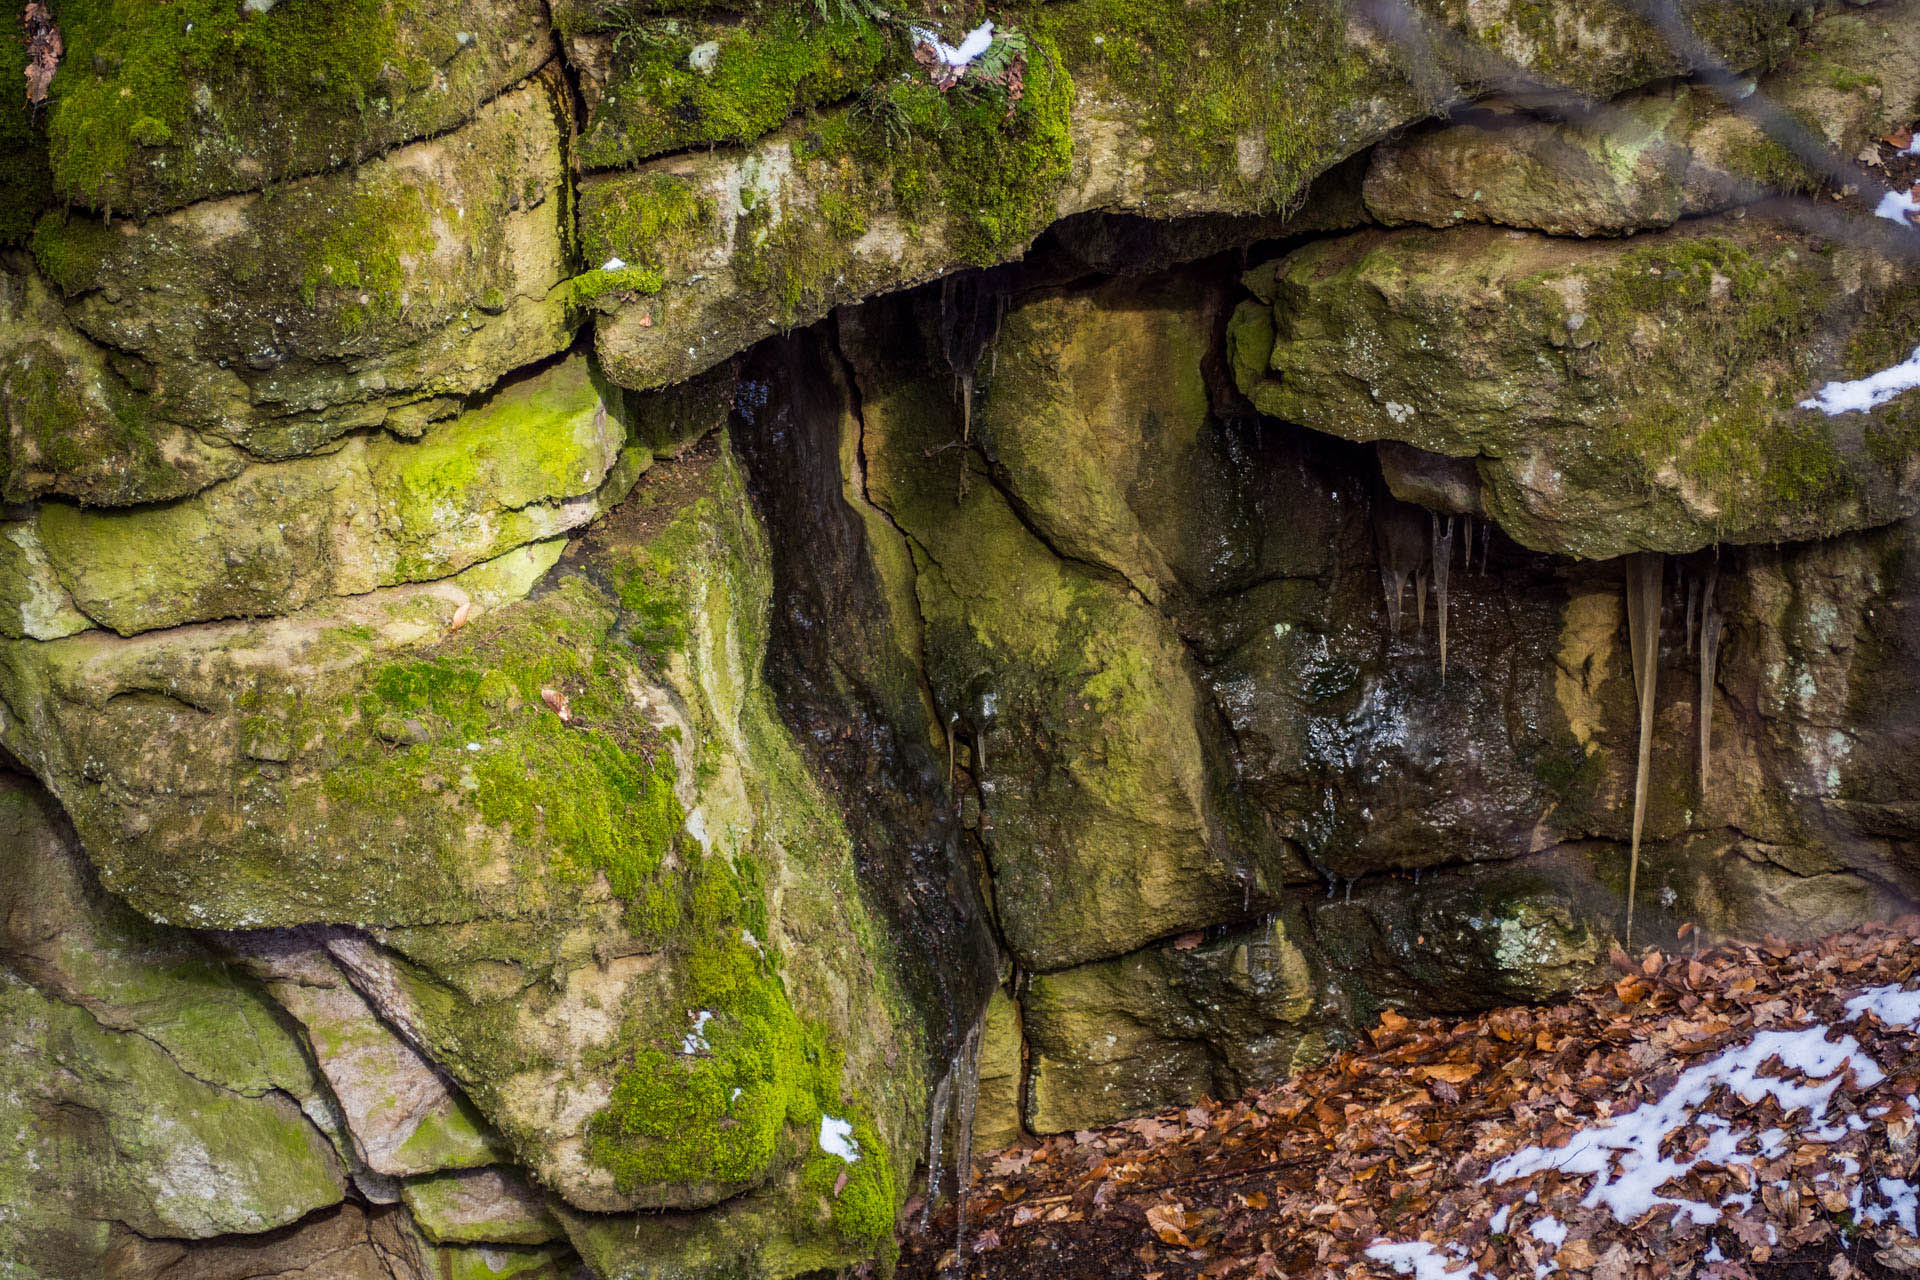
1232,212,1920,558
0,437,921,1274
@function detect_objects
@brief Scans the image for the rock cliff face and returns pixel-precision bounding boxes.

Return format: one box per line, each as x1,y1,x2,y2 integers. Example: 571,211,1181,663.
4,0,1920,1276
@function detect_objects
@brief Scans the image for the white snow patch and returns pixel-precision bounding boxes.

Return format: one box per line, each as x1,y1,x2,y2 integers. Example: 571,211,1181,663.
1845,983,1920,1028
1484,1024,1882,1226
1876,186,1920,227
1799,344,1920,415
1359,985,1920,1275
819,1115,860,1162
684,807,709,847
601,257,627,272
910,20,994,68
680,1009,714,1054
1364,1241,1480,1279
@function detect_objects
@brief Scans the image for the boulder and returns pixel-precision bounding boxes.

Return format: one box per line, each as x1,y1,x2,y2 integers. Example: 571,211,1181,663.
227,932,510,1179
34,356,641,636
843,289,1266,972
1364,0,1920,237
28,79,575,468
0,774,346,1267
0,435,922,1271
399,1166,561,1246
40,0,554,216
1021,916,1324,1134
1233,213,1920,558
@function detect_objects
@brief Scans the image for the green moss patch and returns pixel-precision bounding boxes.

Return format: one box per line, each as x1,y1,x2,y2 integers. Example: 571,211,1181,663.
46,0,411,211
576,7,886,167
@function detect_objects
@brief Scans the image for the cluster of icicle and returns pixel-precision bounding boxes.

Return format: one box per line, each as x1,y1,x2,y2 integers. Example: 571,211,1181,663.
1376,505,1727,945
1624,554,1724,944
1375,503,1493,680
923,1018,985,1278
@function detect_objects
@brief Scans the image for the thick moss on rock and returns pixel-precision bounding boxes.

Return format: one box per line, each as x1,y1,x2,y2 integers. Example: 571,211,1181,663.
41,0,553,216
1236,214,1920,558
0,30,52,245
29,79,576,464
35,355,640,636
572,7,885,168
583,0,1803,395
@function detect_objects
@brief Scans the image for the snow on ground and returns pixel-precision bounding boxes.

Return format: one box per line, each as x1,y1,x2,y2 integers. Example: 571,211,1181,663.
1363,983,1920,1277
1875,185,1920,227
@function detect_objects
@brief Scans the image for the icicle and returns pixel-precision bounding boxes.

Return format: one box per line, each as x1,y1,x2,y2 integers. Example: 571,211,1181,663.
1478,518,1492,573
949,1020,984,1278
947,714,958,788
922,1064,955,1227
1685,571,1699,657
1343,878,1354,904
1432,514,1454,680
1381,566,1409,636
1624,552,1665,948
1373,498,1427,639
976,728,986,778
1698,562,1722,801
1461,515,1474,571
1414,565,1429,634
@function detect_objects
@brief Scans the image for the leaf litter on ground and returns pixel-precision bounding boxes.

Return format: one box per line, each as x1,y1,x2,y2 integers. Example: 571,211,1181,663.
898,919,1920,1280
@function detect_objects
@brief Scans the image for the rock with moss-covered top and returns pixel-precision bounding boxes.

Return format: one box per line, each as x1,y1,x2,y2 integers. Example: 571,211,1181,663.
0,434,920,1271
0,773,347,1269
32,355,642,637
1232,213,1920,558
0,540,572,928
1364,0,1920,237
582,0,1802,394
28,78,575,468
285,442,921,1238
40,0,554,217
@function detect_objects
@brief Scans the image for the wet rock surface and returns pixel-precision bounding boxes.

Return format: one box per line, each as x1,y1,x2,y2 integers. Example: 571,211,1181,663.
6,1,1920,1275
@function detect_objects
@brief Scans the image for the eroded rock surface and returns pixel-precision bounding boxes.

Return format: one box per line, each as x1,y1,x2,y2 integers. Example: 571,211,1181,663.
6,0,1920,1273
